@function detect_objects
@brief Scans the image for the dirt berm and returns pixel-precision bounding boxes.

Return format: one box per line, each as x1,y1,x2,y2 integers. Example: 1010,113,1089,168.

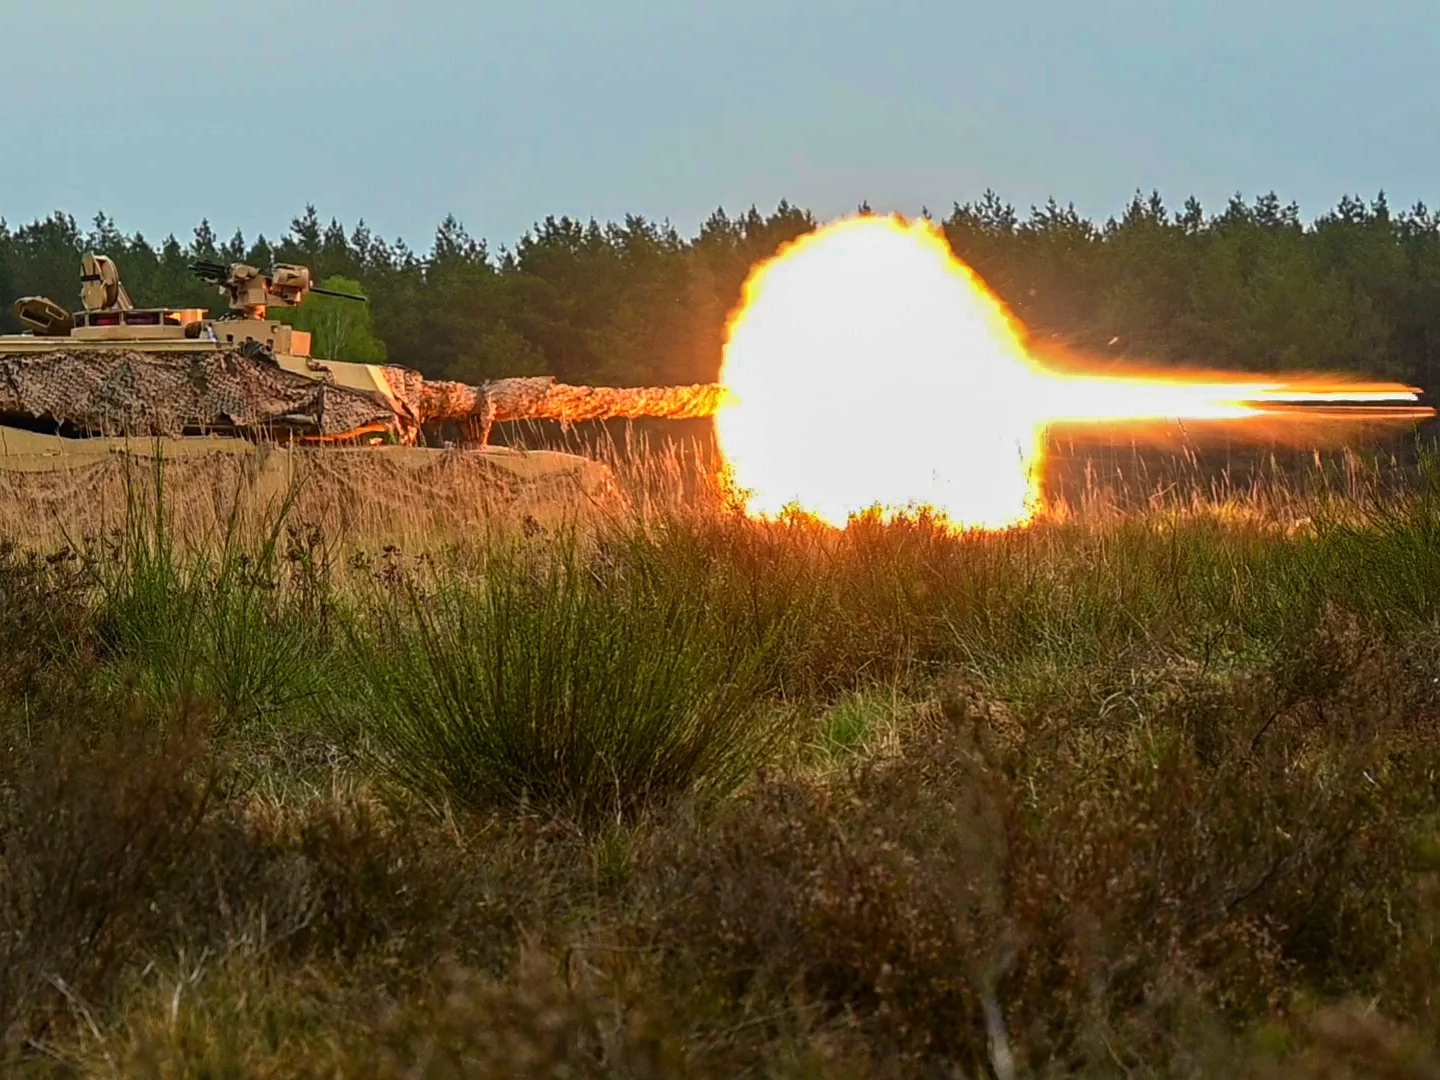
0,427,621,547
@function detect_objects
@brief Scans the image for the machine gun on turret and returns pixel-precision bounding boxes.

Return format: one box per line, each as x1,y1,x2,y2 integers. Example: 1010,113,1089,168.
189,260,367,320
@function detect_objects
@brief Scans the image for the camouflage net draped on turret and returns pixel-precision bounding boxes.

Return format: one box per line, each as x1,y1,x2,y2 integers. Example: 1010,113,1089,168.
0,349,400,438
414,376,725,443
0,348,725,443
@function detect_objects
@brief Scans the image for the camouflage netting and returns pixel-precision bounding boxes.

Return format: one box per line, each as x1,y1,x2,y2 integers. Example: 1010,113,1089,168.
0,439,624,548
0,349,400,439
413,376,725,443
0,349,724,444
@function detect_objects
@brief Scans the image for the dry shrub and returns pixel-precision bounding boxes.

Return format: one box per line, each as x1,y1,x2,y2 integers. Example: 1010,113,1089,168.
345,949,678,1080
0,689,590,1062
194,801,477,968
1289,1005,1440,1080
636,609,1440,1075
0,544,93,703
0,703,216,1052
93,946,678,1080
638,733,1009,1074
228,803,593,977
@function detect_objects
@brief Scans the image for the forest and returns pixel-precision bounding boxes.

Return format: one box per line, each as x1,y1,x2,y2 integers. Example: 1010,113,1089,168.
1,190,1438,391
8,192,1440,1076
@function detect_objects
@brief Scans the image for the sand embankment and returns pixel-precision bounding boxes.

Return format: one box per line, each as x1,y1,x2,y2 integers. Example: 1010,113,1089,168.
0,428,620,547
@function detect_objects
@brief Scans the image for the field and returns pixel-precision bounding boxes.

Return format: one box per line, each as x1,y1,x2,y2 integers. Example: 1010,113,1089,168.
3,431,1440,1078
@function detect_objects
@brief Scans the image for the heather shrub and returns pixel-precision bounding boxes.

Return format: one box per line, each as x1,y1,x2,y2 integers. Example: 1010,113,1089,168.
636,610,1440,1075
0,702,217,1050
0,543,93,704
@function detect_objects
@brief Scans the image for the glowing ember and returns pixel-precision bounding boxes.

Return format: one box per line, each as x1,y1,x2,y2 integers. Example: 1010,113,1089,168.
715,215,1430,529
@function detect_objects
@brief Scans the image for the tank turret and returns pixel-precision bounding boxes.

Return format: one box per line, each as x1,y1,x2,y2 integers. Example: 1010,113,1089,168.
5,252,369,360
0,252,416,439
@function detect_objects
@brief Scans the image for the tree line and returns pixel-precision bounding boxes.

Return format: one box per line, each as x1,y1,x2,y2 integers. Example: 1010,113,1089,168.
2,191,1438,389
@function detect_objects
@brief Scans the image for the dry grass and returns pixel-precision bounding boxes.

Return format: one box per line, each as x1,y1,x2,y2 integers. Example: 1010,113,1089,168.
2,430,1440,1076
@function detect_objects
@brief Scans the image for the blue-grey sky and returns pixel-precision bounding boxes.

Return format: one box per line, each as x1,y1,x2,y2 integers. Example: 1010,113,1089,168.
2,1,1436,251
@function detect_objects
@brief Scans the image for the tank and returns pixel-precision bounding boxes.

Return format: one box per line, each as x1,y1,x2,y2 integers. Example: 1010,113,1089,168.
1,254,421,442
0,253,724,446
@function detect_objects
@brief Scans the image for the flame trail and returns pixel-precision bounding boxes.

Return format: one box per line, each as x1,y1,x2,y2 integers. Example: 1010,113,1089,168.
714,216,1431,529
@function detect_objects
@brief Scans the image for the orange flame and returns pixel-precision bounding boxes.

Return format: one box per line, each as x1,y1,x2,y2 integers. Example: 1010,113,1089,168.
715,215,1431,529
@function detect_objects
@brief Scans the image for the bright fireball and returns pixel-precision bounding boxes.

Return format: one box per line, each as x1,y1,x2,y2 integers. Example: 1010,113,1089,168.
716,216,1044,529
714,215,1427,530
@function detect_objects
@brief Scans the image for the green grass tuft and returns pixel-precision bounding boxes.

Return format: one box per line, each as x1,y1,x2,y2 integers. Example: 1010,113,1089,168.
346,529,797,822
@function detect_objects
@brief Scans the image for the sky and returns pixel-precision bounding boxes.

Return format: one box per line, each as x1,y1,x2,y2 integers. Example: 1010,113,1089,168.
1,0,1436,253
